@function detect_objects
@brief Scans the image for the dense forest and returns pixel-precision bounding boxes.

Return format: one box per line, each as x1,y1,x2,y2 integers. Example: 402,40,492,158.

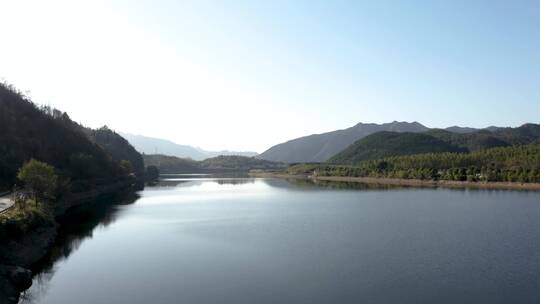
87,127,144,176
144,154,286,174
329,132,464,163
290,144,540,183
328,124,540,165
426,124,540,151
0,83,144,191
143,154,200,173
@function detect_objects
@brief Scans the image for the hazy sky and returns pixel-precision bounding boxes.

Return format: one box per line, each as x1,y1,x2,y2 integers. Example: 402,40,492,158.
1,1,539,152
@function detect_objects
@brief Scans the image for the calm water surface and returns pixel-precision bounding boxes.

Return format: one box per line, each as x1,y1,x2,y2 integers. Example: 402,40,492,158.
21,175,540,304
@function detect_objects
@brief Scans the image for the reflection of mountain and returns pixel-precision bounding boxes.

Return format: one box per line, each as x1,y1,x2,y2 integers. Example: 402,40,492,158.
21,192,139,304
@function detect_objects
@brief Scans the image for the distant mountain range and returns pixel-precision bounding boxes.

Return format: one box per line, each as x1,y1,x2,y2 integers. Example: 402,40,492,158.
256,121,525,163
119,133,258,161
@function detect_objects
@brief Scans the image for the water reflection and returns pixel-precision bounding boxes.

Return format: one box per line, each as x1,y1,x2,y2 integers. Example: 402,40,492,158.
20,175,540,304
264,177,404,192
20,191,139,303
156,173,256,189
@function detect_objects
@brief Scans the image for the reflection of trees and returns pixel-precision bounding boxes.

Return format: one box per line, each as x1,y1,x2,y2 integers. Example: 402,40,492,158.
20,191,139,304
154,179,192,187
216,178,255,185
151,175,255,188
262,177,403,192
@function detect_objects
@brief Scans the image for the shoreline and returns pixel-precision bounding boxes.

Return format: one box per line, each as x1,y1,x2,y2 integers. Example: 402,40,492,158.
249,172,540,191
0,179,139,304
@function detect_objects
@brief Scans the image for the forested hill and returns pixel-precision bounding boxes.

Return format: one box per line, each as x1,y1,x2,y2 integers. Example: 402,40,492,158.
86,127,144,176
143,154,200,173
329,124,540,165
290,144,540,183
257,121,430,163
426,124,540,151
258,120,540,164
199,155,286,171
0,83,143,190
143,154,286,173
329,132,464,164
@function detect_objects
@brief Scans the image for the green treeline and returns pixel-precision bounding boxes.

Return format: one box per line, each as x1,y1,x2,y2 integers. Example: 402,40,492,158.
143,154,286,173
290,144,540,183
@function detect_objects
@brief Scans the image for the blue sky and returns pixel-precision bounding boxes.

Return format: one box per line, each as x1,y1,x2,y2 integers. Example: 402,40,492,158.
0,1,539,152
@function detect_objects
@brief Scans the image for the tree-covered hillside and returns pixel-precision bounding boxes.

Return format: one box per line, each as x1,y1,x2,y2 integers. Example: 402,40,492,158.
200,155,286,171
143,154,285,173
329,132,464,164
257,121,430,163
290,144,540,183
142,154,200,173
0,83,143,190
425,124,540,152
329,124,540,165
425,129,510,151
88,127,145,176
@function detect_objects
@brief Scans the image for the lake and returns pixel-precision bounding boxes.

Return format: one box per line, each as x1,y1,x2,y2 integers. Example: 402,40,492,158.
21,175,540,304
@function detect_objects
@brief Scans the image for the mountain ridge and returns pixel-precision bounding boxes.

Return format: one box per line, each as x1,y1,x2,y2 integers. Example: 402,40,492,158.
329,131,465,164
256,121,515,163
329,123,540,164
257,121,430,163
120,132,258,161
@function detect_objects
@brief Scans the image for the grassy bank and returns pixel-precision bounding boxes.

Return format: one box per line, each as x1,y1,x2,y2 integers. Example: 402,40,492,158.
0,201,54,240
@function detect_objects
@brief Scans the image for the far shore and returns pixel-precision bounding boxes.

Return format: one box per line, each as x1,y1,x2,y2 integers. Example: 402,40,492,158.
249,172,540,191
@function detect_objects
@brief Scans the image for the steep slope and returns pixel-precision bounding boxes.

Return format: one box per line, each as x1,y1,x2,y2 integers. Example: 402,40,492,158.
257,121,429,163
88,127,145,176
329,132,464,164
0,83,132,189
